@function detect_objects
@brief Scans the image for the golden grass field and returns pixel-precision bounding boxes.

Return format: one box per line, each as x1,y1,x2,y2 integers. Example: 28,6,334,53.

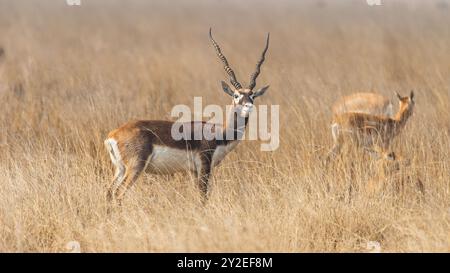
0,0,449,252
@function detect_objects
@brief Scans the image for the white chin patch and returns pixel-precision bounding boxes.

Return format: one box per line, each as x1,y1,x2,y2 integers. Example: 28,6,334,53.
240,109,251,117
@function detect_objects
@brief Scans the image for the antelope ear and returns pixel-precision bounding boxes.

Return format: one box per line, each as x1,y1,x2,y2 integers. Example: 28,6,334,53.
252,85,270,98
221,81,234,96
365,148,381,160
385,152,396,161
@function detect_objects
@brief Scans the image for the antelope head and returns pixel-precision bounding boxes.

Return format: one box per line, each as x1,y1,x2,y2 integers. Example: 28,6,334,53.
369,148,410,174
395,90,415,120
209,28,270,118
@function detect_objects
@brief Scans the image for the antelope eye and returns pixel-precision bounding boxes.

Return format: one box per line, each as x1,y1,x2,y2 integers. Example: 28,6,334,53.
233,94,240,99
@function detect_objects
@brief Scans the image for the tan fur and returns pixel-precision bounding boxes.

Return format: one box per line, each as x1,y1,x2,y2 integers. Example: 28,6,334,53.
332,92,393,118
365,151,424,196
366,151,403,195
104,30,270,204
328,91,415,160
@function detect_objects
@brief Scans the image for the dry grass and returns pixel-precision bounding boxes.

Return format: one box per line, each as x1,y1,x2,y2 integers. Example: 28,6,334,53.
0,0,449,252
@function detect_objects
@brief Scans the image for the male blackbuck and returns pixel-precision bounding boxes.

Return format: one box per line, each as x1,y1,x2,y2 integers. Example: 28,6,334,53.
332,92,393,118
327,91,415,160
104,29,270,202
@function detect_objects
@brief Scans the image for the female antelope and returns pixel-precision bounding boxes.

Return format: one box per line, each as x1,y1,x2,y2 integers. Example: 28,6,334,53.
366,149,424,196
104,29,270,202
327,91,415,159
332,92,393,118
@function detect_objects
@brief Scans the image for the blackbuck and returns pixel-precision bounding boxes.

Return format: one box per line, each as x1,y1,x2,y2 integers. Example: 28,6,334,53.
332,92,393,118
327,91,415,160
104,29,270,202
366,149,424,196
366,150,401,195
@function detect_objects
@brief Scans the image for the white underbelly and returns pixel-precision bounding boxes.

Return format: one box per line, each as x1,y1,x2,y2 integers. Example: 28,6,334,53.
146,145,199,174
